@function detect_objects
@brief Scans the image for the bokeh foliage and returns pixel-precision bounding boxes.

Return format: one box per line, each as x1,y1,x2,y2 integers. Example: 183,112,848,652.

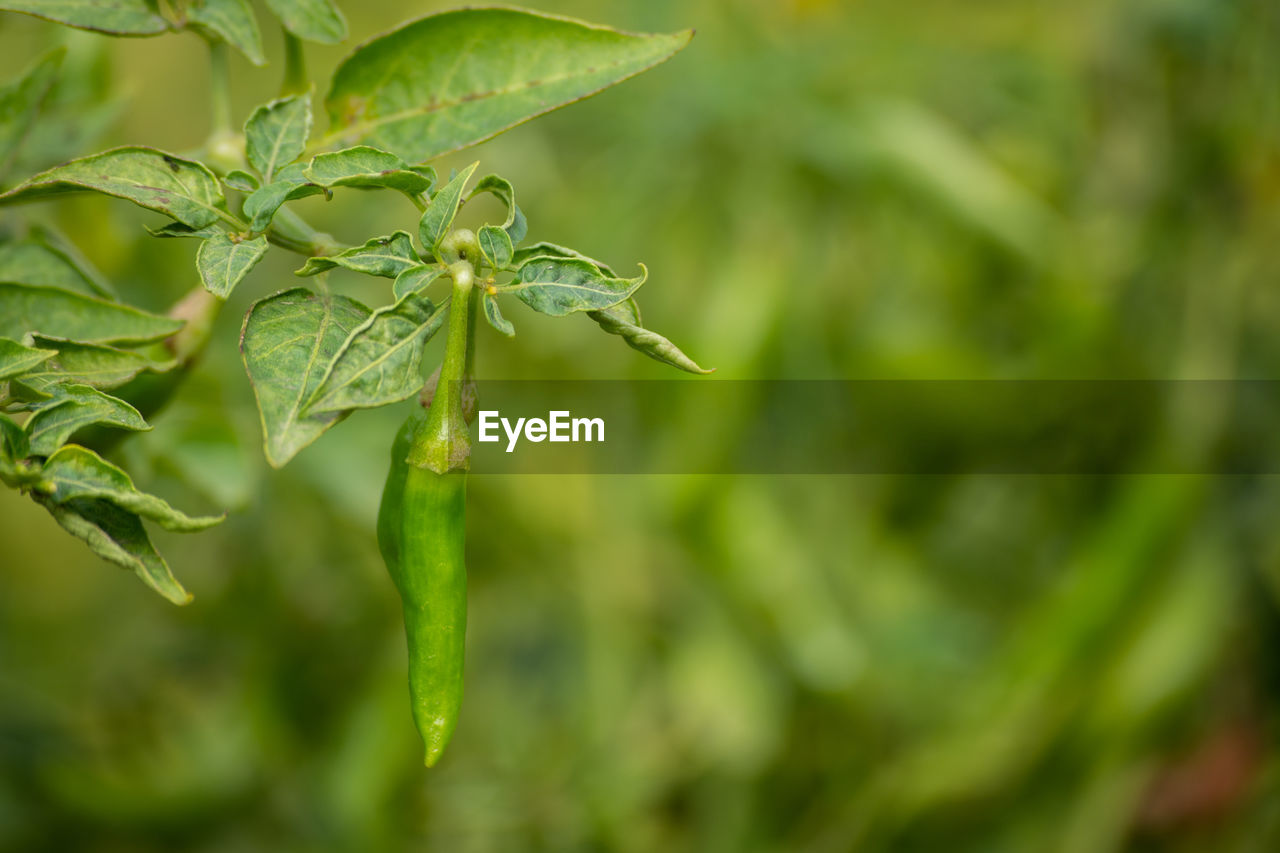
3,0,1280,850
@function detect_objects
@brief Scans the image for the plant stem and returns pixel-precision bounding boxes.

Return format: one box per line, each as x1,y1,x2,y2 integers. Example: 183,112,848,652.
280,29,308,97
267,207,342,256
411,260,475,474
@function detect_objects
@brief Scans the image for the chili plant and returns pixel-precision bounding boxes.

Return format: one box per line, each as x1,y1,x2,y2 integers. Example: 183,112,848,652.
0,1,709,766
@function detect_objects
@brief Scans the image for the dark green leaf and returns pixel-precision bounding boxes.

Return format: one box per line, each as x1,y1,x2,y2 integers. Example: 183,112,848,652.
511,241,615,276
240,287,369,466
482,290,514,338
0,335,56,380
324,8,691,162
303,145,432,197
507,256,646,316
0,0,170,36
417,161,477,251
19,335,174,392
0,282,183,345
264,0,346,44
295,230,418,278
0,48,63,181
589,299,713,374
392,264,443,300
245,93,310,181
187,0,265,66
469,174,527,244
241,161,324,231
41,497,191,605
304,291,444,415
0,229,115,298
478,224,513,270
145,221,222,239
0,146,229,229
24,383,148,455
196,232,268,299
223,169,260,192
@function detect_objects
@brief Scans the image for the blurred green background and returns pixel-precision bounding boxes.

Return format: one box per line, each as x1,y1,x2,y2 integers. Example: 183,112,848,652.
4,0,1280,849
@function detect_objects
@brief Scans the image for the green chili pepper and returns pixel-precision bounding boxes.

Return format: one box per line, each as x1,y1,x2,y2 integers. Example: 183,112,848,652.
378,255,476,767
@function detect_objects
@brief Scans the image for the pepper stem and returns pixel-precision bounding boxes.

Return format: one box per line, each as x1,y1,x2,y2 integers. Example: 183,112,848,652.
412,259,475,473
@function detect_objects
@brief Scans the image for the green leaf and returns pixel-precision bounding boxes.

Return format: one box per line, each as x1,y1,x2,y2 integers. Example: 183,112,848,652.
0,413,29,483
223,169,259,192
264,0,346,44
482,290,514,338
241,161,324,231
187,0,265,66
506,256,646,316
589,299,713,374
417,162,477,251
0,335,56,380
41,498,191,605
392,264,443,300
324,8,691,162
0,229,115,299
40,444,223,532
304,291,444,415
245,93,310,181
0,282,183,345
240,287,370,466
18,335,174,392
303,145,432,197
0,146,229,229
295,231,418,278
145,221,222,239
477,224,513,270
24,383,148,456
511,241,615,276
469,174,527,244
0,0,170,36
196,232,268,299
0,48,63,181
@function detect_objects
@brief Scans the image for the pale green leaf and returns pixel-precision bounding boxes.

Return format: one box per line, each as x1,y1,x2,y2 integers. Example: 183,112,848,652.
589,299,713,374
392,264,443,300
0,335,56,380
0,0,170,36
324,8,691,162
304,290,443,415
0,282,182,345
40,444,223,531
507,256,645,316
469,173,526,244
482,290,514,338
223,169,259,192
24,383,148,455
41,497,191,605
196,232,268,299
187,0,265,66
0,48,63,180
0,414,29,482
245,93,310,181
264,0,345,44
295,230,418,278
240,287,369,466
303,145,432,197
417,161,477,251
0,146,228,228
478,224,512,270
